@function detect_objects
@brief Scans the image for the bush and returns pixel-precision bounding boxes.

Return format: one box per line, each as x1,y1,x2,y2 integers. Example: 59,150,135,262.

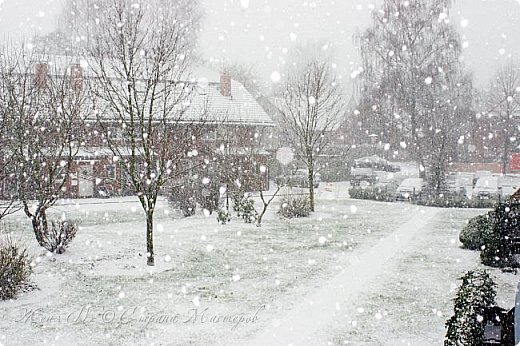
216,208,231,225
0,238,33,300
416,190,470,208
168,183,196,217
199,183,220,215
348,186,395,202
230,190,246,213
445,270,496,346
480,203,520,268
169,179,221,217
237,196,258,223
278,196,311,218
459,213,494,250
467,198,497,209
41,220,78,254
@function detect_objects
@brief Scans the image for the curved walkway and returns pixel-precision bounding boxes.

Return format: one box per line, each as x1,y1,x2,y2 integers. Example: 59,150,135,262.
243,207,439,346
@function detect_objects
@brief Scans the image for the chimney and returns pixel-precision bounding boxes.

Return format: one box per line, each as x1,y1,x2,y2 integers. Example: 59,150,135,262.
34,62,48,88
70,64,83,91
220,73,231,97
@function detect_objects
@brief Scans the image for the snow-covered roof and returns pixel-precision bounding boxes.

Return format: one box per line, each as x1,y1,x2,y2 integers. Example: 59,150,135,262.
188,78,274,126
33,55,274,127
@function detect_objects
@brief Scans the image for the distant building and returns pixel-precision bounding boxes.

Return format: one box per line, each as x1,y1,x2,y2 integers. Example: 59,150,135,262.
1,57,275,198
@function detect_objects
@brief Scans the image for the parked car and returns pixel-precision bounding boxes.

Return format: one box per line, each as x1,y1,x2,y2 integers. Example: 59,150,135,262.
276,169,321,188
473,170,492,187
349,155,400,186
497,175,520,199
395,178,426,201
447,173,474,198
472,176,499,201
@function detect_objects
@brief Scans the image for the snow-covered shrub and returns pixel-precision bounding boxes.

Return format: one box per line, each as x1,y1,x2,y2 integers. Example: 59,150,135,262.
0,238,33,300
348,186,395,202
168,184,196,217
199,188,220,215
480,203,520,268
445,270,496,346
416,190,470,208
41,220,78,254
467,198,496,209
216,208,231,225
348,187,362,199
237,196,258,223
231,190,246,213
278,196,310,218
169,179,221,216
459,213,494,250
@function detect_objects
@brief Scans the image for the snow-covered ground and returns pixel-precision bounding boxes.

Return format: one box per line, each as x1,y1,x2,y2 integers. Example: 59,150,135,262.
0,188,517,346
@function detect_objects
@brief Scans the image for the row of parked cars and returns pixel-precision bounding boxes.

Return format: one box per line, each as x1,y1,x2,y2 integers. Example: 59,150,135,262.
393,172,520,202
347,156,520,202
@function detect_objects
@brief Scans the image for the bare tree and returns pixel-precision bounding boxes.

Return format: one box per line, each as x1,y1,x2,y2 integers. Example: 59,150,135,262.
277,53,344,212
421,71,473,195
0,64,20,220
81,0,203,266
487,61,520,174
256,183,282,227
0,44,84,245
221,124,276,226
357,0,470,183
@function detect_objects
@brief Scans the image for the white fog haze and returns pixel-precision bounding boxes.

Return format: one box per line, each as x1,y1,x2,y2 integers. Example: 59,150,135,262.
0,0,520,345
0,0,518,85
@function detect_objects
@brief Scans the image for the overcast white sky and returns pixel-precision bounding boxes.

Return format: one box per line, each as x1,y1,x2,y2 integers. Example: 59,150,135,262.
0,0,518,88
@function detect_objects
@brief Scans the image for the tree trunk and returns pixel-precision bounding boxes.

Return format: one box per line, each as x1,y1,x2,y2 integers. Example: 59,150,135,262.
308,166,315,212
31,216,44,246
24,203,48,247
146,210,154,266
502,127,510,175
256,204,268,227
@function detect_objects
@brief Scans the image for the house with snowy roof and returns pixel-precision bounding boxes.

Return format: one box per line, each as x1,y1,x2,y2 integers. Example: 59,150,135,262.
2,56,275,198
79,69,274,198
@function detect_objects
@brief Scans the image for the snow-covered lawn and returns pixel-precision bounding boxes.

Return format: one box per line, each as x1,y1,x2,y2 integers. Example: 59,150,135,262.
0,190,517,346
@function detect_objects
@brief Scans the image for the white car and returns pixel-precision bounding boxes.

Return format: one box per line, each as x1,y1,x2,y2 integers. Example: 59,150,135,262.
447,172,474,198
395,178,425,200
472,176,499,200
497,176,520,199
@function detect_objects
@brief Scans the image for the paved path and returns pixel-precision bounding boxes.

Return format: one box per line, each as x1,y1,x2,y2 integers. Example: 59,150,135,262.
243,207,438,346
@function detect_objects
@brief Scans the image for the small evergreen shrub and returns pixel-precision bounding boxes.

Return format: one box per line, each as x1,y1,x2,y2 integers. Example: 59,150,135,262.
0,238,33,300
231,190,246,213
445,270,496,346
216,208,231,225
278,196,310,218
459,213,494,250
480,203,520,268
41,220,78,254
237,196,258,223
